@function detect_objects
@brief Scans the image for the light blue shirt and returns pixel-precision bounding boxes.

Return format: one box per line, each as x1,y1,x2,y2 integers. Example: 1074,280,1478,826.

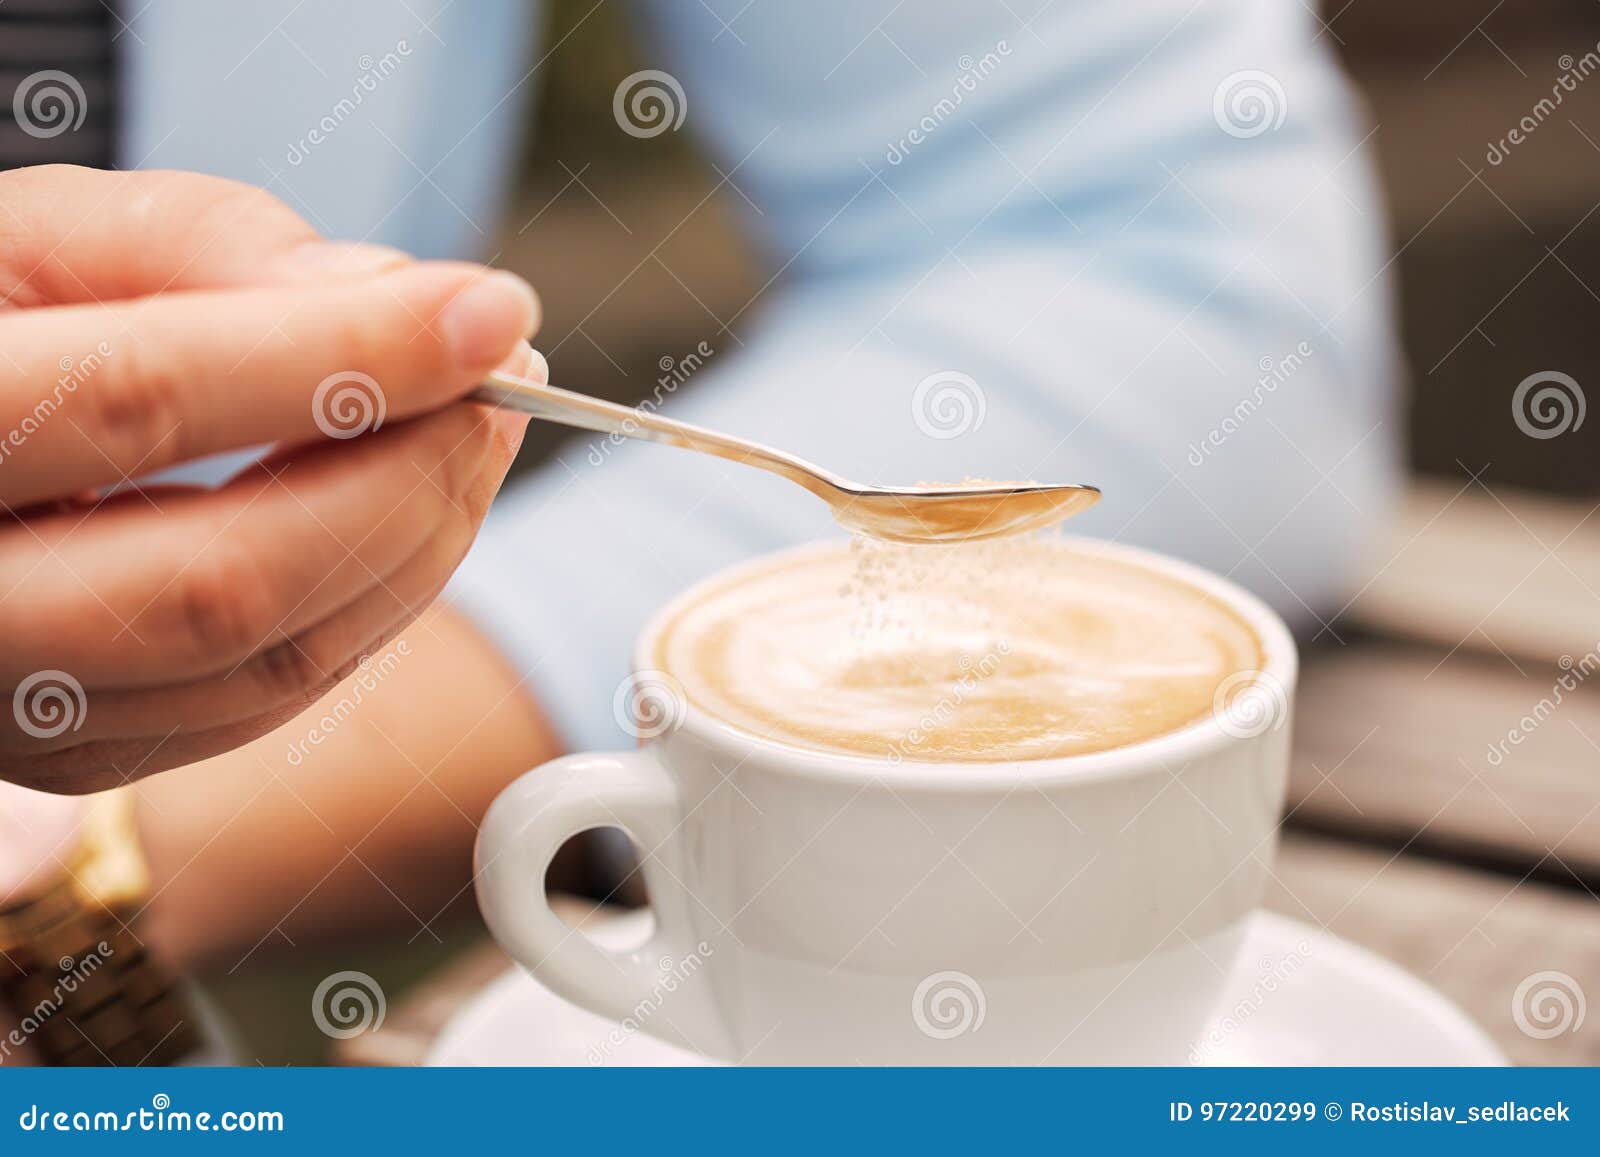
124,0,1399,754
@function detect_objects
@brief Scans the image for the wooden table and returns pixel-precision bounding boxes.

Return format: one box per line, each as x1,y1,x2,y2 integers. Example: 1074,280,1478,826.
340,482,1600,1067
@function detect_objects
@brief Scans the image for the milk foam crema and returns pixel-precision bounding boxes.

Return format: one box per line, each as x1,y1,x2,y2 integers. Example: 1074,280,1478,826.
651,538,1266,763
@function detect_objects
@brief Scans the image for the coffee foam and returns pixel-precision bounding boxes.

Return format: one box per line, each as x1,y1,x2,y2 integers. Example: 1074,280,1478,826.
652,538,1265,763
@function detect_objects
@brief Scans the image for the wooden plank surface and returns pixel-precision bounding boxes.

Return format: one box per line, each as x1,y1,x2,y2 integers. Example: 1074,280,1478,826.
1289,640,1600,878
1343,480,1599,667
335,897,604,1067
340,833,1598,1066
1267,832,1599,1067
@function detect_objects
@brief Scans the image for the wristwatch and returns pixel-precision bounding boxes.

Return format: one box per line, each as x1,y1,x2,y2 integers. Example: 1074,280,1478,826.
0,784,201,1066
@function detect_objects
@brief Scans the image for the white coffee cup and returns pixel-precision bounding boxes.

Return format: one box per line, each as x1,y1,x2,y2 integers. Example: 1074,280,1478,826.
475,538,1297,1064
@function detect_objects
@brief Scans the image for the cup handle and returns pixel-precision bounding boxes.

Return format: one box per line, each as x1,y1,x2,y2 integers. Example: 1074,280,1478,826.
474,749,722,1056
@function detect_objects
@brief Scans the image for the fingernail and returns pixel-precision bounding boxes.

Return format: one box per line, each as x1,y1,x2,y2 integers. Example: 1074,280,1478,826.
494,342,549,384
440,271,542,369
525,347,549,383
269,241,413,282
494,341,536,377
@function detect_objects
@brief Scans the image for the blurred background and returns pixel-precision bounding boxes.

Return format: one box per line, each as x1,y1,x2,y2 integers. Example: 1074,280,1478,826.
504,1,1600,497
35,1,1595,1063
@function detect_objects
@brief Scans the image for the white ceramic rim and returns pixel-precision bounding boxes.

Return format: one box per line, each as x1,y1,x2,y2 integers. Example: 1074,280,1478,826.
634,536,1299,789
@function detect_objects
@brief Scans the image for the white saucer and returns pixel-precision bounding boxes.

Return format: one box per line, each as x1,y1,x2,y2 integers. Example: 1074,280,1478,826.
427,910,1504,1066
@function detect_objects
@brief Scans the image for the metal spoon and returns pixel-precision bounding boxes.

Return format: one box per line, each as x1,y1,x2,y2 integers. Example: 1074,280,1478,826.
468,371,1100,544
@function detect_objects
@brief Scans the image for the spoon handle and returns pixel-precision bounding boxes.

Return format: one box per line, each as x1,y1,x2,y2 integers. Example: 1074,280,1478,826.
467,371,838,499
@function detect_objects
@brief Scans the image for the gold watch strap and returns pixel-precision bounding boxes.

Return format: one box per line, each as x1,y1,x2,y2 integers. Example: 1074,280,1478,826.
0,792,201,1066
1,892,200,1065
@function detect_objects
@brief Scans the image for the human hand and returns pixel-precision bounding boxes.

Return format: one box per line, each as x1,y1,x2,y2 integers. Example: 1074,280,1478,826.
0,165,545,793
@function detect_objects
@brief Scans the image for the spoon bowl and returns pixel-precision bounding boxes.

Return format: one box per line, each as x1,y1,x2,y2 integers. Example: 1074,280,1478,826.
469,371,1100,543
825,481,1100,544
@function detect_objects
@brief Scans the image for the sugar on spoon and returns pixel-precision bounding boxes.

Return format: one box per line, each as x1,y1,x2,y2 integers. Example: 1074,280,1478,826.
469,371,1100,544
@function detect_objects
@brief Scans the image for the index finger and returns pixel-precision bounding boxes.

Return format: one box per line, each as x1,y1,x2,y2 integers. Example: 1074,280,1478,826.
0,261,540,508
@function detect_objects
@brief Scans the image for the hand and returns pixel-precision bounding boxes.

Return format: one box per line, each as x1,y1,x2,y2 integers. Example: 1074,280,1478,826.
0,165,545,793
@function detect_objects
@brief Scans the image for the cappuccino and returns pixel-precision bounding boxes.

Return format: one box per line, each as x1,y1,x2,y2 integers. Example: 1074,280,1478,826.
652,538,1263,762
